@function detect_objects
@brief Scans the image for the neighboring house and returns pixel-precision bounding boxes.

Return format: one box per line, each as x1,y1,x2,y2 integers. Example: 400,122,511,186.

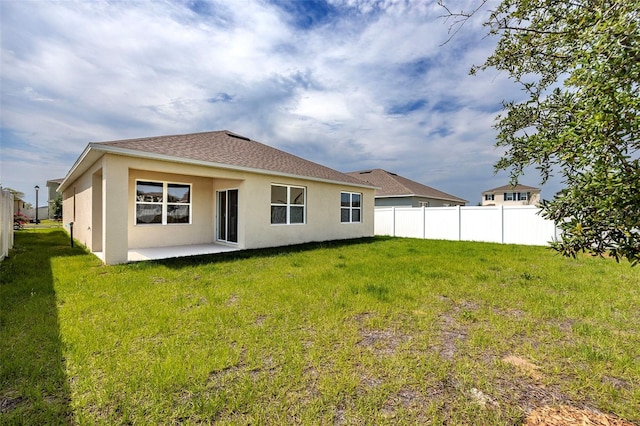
59,131,376,265
481,184,541,206
346,169,467,208
47,178,64,219
12,196,25,215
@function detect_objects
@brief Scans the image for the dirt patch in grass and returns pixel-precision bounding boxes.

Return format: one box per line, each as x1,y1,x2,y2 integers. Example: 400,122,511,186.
437,321,468,359
432,298,476,360
226,293,239,306
380,386,429,419
0,394,25,413
601,375,631,391
357,328,411,355
503,355,545,382
495,355,636,425
524,405,636,426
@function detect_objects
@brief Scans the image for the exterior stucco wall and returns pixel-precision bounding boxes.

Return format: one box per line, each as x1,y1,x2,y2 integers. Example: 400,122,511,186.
64,152,375,263
242,174,375,249
61,156,104,250
102,155,129,264
123,157,374,251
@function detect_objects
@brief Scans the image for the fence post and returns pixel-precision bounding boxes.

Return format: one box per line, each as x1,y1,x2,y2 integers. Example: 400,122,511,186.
0,189,15,262
456,205,461,241
422,206,426,239
500,204,504,244
391,207,396,237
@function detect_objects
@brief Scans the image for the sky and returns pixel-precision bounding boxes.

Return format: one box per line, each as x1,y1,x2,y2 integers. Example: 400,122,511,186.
0,0,563,206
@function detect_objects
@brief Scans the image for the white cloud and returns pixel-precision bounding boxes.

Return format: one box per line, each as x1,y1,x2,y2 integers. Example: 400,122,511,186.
0,0,558,205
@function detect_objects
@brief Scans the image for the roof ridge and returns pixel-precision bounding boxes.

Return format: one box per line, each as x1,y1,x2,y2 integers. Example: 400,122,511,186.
484,183,540,192
346,168,466,202
92,130,230,145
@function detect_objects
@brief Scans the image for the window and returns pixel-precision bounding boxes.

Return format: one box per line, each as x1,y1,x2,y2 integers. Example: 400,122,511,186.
136,180,191,225
504,192,529,201
419,201,430,207
484,194,494,201
271,184,305,224
341,192,361,223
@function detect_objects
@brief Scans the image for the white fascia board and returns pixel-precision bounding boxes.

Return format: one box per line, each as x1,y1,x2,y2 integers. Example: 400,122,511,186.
90,144,378,190
58,144,101,193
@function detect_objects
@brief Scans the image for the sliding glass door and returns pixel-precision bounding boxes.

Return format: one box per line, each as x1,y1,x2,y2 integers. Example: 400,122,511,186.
217,189,238,243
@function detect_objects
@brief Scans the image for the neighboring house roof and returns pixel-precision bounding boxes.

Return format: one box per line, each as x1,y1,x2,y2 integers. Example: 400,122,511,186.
346,169,467,203
47,178,64,185
483,184,540,193
60,131,375,192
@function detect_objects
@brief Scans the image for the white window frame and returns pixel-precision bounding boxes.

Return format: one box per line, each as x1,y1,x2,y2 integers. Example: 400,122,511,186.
270,184,306,225
135,179,192,225
341,192,362,223
518,192,529,201
485,194,494,201
504,192,515,201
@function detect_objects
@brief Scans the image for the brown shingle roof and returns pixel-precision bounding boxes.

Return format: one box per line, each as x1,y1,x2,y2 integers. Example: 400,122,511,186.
92,130,369,186
483,184,540,193
346,169,467,203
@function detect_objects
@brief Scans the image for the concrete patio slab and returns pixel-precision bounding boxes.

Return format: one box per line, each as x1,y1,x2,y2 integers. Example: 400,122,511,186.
94,243,239,263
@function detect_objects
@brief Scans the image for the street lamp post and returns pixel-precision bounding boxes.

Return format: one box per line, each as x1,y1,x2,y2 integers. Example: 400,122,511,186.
35,185,39,224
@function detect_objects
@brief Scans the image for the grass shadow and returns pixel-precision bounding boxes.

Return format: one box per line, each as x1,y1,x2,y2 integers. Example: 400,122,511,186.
0,229,87,423
149,236,387,269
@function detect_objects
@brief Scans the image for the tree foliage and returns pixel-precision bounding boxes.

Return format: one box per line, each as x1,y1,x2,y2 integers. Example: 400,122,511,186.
442,0,640,264
50,193,62,219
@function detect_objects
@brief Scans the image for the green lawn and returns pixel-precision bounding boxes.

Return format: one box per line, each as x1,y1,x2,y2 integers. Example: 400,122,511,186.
1,229,639,424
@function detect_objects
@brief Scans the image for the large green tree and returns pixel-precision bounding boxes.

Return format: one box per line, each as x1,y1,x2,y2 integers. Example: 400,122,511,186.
443,0,640,264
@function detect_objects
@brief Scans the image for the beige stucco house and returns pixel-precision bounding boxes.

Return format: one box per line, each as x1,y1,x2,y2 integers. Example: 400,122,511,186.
346,169,467,207
481,184,541,206
59,131,376,264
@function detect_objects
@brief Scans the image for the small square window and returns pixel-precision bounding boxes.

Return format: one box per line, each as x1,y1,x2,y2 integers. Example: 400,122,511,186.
270,184,306,225
341,192,362,223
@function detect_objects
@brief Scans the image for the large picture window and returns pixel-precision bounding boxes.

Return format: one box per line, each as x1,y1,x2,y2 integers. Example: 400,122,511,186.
271,184,305,224
136,180,191,225
341,192,361,223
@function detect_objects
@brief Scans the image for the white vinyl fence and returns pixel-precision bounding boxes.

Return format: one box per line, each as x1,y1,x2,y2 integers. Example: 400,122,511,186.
0,188,15,262
375,205,561,246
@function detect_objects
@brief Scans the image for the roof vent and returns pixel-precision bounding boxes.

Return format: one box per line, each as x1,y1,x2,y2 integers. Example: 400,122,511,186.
359,170,372,174
226,132,251,141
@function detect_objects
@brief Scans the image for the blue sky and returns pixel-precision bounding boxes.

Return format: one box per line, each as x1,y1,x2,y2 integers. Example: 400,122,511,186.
0,0,561,205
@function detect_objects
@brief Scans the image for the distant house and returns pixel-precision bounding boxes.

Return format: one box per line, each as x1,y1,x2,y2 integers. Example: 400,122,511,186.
346,169,467,208
12,194,25,216
58,131,376,264
481,184,541,206
46,178,64,219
